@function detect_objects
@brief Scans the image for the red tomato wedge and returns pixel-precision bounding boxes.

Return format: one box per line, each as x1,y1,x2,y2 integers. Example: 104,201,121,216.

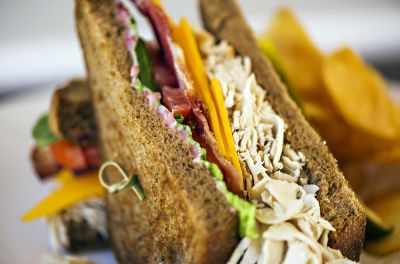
50,140,87,170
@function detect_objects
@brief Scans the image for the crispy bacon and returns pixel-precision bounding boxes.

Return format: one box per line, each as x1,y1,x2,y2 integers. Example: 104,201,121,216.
161,86,192,118
132,0,243,195
31,145,61,180
132,0,176,81
146,41,178,89
190,107,243,195
153,64,178,89
160,86,243,194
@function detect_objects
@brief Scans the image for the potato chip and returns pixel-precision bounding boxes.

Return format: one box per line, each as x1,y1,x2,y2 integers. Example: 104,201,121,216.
262,7,340,131
341,162,365,192
322,47,399,141
373,145,400,164
338,128,384,159
313,110,391,159
391,102,400,134
258,38,304,109
302,100,337,122
314,115,367,159
263,7,324,101
315,119,348,156
261,8,400,161
365,193,400,255
364,204,394,242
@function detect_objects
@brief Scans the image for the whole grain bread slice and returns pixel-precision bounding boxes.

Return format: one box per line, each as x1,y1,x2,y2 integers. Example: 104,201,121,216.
199,0,366,260
60,209,109,253
75,0,238,263
49,79,97,146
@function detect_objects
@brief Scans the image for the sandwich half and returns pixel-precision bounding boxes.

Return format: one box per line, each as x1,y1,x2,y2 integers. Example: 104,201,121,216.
25,80,108,253
199,0,367,260
76,0,366,262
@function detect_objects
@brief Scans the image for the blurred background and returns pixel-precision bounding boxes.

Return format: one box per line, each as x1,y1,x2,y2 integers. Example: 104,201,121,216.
0,0,400,95
1,0,400,263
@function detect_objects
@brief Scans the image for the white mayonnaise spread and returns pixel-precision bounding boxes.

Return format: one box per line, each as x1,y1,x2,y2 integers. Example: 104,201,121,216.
198,33,354,264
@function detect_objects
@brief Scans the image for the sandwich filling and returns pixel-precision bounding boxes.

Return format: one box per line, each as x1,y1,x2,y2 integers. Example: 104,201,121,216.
117,0,353,262
117,0,257,237
198,34,352,263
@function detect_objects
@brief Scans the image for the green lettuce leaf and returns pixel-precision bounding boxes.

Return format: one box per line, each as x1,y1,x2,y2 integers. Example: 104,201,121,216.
174,114,184,124
205,162,258,239
136,38,156,91
227,192,258,238
32,114,58,146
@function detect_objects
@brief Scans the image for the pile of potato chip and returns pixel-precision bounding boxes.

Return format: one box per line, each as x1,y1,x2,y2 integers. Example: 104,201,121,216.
258,8,400,257
259,8,400,162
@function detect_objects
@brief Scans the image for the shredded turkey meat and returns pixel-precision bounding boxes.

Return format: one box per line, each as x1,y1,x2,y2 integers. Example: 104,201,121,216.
198,32,354,264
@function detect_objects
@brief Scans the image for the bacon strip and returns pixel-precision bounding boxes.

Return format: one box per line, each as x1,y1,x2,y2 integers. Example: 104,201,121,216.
161,86,192,118
190,105,243,195
132,0,177,84
31,145,61,180
146,41,178,89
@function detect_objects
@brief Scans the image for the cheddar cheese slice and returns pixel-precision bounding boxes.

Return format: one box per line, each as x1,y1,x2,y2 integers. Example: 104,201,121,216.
173,18,227,156
22,170,104,221
210,78,243,177
172,18,243,178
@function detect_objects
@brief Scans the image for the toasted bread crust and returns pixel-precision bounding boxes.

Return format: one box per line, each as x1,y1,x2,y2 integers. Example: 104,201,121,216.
76,0,238,263
199,0,365,260
49,79,97,145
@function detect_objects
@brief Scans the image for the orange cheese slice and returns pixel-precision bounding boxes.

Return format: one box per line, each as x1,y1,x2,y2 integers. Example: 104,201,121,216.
22,170,104,221
173,18,227,156
210,78,243,177
172,18,243,178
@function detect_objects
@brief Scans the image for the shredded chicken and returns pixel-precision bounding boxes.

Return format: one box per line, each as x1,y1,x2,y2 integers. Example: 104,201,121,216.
199,32,354,264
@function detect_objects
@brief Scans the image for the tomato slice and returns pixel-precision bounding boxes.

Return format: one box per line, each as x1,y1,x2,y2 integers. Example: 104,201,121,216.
50,140,87,170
